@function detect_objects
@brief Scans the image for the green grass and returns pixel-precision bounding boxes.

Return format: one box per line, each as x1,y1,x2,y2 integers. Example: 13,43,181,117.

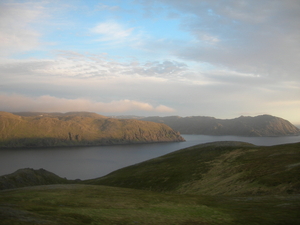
0,184,299,225
0,184,231,225
86,142,300,196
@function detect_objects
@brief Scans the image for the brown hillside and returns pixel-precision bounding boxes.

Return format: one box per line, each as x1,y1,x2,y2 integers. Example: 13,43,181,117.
0,111,184,147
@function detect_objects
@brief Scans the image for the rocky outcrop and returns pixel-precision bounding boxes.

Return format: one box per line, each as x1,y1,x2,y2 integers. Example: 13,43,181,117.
0,111,184,148
141,115,300,136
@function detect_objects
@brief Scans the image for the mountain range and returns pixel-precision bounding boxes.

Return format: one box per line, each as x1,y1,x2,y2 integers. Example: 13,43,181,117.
140,114,300,136
0,111,299,148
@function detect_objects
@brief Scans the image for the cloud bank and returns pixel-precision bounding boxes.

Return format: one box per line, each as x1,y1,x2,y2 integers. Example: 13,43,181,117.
0,94,175,114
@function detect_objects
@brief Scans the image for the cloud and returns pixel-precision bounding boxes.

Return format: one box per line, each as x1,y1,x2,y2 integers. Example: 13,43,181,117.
126,60,189,79
90,21,135,42
0,94,175,114
0,0,299,123
155,105,175,113
0,1,46,56
0,52,189,81
0,53,299,123
137,0,300,80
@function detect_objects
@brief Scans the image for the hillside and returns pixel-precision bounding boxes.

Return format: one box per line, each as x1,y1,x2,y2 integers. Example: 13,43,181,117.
0,168,72,190
1,142,300,224
0,111,184,148
87,141,300,196
141,114,300,136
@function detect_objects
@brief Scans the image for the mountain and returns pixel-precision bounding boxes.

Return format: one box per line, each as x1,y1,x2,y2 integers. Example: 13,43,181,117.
87,141,300,196
0,111,184,148
141,114,300,136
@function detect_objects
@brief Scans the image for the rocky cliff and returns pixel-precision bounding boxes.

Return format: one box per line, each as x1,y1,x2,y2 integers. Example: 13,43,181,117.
0,111,184,148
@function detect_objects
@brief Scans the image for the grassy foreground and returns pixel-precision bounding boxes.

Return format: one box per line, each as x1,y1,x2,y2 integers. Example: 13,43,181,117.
1,184,299,225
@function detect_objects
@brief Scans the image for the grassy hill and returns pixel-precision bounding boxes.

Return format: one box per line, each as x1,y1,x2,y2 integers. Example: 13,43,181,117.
1,141,300,224
0,111,184,148
141,115,300,136
87,141,300,196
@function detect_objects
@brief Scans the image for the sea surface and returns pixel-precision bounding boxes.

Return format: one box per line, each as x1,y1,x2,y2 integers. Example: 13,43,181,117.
0,134,299,180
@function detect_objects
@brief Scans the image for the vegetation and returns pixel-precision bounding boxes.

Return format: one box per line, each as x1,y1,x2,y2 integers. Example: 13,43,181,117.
0,111,184,148
0,184,299,225
87,141,300,195
141,115,300,136
0,141,300,224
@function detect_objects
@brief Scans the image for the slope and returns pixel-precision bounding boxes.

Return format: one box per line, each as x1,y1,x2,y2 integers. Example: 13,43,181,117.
87,141,300,196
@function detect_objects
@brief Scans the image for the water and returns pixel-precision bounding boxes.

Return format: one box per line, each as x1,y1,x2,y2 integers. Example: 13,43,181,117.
0,135,299,180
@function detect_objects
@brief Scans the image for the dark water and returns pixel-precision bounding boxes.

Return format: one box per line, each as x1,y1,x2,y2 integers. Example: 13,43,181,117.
0,135,299,180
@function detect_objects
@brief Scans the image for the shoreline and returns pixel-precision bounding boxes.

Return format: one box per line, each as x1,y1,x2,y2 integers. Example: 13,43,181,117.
0,139,186,150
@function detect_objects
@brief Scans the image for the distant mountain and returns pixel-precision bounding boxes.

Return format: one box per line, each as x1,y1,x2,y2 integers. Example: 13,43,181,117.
86,141,300,196
141,115,300,136
0,111,184,148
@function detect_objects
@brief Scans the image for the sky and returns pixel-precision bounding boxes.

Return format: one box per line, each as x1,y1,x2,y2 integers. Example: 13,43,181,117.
0,0,299,124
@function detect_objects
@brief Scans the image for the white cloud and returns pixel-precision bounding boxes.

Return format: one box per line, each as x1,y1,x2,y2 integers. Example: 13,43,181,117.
91,21,135,42
155,105,175,113
0,94,175,114
0,52,189,81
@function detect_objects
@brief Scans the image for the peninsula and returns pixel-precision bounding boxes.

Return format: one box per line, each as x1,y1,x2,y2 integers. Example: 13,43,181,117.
0,111,184,148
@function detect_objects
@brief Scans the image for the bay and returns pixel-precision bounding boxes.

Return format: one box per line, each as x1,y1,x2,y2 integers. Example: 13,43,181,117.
0,134,299,180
